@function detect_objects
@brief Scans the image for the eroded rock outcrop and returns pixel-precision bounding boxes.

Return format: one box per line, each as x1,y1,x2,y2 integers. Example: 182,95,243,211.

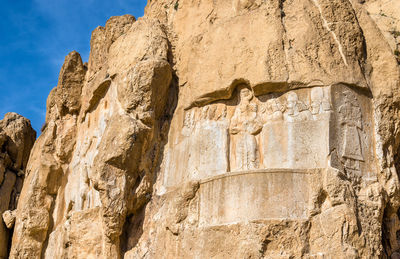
8,0,400,258
10,16,172,259
0,113,36,259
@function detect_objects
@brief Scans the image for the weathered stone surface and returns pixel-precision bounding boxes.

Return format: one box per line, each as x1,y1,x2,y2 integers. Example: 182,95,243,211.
0,113,35,259
7,0,400,258
10,17,172,259
2,210,16,229
55,51,87,116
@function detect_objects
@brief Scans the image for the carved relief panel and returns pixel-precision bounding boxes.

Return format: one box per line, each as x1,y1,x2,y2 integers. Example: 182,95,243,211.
259,87,331,169
161,84,340,187
330,84,375,180
159,83,375,226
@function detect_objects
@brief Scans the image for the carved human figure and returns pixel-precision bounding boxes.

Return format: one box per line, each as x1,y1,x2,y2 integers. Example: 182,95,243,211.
264,98,284,122
201,106,209,120
216,105,227,121
230,86,262,171
339,91,364,171
182,109,195,137
284,92,313,122
311,87,331,117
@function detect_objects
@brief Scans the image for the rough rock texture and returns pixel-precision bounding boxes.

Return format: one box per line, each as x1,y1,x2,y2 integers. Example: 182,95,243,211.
0,113,36,259
8,0,400,258
9,16,172,259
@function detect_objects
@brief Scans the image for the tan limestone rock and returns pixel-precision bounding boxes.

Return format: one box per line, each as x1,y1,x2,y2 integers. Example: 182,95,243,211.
88,14,136,78
2,210,16,229
55,51,87,116
0,113,35,259
7,0,400,258
10,16,172,259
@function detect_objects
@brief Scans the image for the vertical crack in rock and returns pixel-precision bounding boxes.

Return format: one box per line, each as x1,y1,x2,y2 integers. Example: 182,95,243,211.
311,0,349,66
279,0,290,82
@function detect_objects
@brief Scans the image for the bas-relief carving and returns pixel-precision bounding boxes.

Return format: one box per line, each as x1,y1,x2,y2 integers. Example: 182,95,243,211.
284,91,313,122
229,87,262,171
163,84,375,188
163,85,336,187
339,90,364,172
163,103,230,187
161,84,375,225
330,85,373,179
310,87,332,118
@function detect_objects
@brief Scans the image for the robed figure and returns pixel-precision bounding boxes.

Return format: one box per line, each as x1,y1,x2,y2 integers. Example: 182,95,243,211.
229,87,262,171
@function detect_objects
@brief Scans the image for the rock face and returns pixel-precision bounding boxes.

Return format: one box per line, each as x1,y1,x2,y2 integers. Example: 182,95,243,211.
7,0,400,258
0,113,36,259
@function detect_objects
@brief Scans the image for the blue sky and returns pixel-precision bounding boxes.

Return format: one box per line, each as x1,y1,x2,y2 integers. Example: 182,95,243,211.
0,0,147,134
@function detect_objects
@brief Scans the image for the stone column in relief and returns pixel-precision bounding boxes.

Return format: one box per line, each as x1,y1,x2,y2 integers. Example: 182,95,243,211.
229,87,262,171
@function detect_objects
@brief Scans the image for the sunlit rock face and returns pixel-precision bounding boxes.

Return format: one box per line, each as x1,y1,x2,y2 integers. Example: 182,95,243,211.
0,113,35,259
9,17,172,259
7,0,400,258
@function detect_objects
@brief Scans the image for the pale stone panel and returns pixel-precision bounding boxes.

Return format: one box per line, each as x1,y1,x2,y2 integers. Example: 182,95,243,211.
260,122,289,168
261,119,330,169
163,119,229,187
188,120,230,180
162,138,191,188
199,171,311,226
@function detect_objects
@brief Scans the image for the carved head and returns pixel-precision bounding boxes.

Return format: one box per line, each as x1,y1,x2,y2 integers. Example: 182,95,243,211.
311,88,324,115
266,99,280,113
238,86,253,103
286,92,298,108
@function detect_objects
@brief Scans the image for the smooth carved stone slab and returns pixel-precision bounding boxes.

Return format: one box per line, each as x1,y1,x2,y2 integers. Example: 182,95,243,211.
198,170,313,226
261,119,330,169
163,119,229,187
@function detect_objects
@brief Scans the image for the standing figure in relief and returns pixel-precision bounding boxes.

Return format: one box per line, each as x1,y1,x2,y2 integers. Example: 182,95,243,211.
182,109,195,137
339,91,364,171
230,86,262,171
284,92,313,122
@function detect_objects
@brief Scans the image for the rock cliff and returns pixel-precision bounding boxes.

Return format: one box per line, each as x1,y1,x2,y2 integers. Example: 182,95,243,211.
5,0,400,258
0,113,36,259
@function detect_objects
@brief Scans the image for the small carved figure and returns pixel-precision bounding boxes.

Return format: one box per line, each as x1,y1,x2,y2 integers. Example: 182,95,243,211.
230,86,262,171
311,87,331,116
264,99,284,122
217,105,227,121
208,105,217,120
182,109,196,136
201,106,209,120
339,91,364,171
284,92,313,122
